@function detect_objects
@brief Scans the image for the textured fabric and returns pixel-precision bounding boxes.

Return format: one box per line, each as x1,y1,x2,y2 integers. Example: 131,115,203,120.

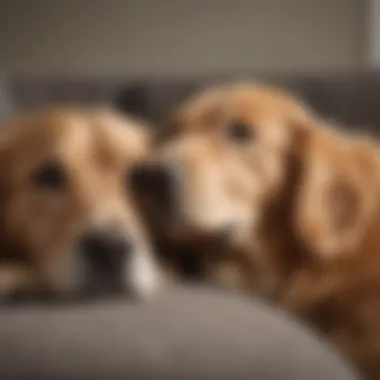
7,78,124,111
0,286,358,380
2,73,380,130
115,72,380,131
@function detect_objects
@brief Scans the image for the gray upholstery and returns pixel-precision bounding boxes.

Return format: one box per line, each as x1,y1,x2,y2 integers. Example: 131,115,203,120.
0,286,358,380
115,72,380,132
2,72,380,129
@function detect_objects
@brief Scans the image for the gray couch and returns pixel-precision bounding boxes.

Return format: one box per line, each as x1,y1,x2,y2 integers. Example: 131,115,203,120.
0,287,357,380
0,74,369,380
4,72,380,128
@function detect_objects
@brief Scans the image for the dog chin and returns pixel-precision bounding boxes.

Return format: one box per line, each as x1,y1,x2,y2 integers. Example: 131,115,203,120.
177,213,239,239
185,213,256,246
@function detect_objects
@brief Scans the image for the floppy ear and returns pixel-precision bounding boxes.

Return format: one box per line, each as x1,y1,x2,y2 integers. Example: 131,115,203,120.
0,124,15,199
0,123,27,260
293,133,376,261
0,125,10,215
0,125,14,258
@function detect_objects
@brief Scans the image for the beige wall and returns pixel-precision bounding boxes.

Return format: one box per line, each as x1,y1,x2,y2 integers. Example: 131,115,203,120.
0,0,366,77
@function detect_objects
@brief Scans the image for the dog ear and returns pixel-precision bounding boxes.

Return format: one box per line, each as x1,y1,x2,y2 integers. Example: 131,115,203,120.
0,122,27,259
293,131,376,261
0,124,14,256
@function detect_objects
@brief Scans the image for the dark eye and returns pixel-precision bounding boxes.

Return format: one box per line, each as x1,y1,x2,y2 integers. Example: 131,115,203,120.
32,161,66,190
226,122,252,143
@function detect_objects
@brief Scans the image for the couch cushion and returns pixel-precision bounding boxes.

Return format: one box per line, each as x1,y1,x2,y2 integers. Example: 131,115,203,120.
0,286,358,380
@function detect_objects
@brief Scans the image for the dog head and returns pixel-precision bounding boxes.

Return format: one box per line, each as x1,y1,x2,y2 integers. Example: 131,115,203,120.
0,107,161,299
131,82,380,290
131,83,313,239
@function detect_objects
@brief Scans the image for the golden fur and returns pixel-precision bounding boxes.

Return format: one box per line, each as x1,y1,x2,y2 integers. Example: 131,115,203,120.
144,83,380,379
0,107,160,299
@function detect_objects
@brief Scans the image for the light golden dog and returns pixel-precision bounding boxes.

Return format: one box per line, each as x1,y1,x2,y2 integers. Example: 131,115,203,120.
131,82,380,379
0,107,161,300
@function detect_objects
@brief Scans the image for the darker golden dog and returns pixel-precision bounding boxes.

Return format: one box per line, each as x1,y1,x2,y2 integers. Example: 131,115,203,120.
131,82,380,379
0,107,161,300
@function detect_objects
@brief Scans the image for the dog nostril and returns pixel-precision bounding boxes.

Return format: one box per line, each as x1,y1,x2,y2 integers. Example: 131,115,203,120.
80,230,131,271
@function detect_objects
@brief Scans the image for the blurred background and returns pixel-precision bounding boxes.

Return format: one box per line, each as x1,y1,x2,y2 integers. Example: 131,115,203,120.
1,0,379,129
0,0,372,78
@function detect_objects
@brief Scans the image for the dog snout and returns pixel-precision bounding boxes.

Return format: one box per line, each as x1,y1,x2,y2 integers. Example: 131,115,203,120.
130,161,181,212
80,228,131,277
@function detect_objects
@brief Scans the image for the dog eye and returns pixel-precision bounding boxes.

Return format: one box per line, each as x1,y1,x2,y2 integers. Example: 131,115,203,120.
32,161,66,190
226,122,252,143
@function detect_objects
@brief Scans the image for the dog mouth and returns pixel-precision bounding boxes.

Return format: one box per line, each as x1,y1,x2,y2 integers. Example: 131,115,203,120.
216,222,239,241
79,252,159,300
40,241,160,301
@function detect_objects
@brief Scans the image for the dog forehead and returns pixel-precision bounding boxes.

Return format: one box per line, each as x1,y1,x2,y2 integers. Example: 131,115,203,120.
5,108,150,161
93,110,151,158
54,109,149,157
175,83,309,133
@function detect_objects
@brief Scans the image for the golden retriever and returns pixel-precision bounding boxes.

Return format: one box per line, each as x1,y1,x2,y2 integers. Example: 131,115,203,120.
131,82,380,379
0,107,161,300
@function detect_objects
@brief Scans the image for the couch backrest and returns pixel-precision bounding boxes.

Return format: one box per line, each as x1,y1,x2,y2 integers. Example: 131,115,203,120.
1,73,380,134
116,72,380,134
0,78,127,121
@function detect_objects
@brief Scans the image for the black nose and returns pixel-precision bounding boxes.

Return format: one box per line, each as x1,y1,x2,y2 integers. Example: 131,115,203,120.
80,229,131,276
130,162,180,212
